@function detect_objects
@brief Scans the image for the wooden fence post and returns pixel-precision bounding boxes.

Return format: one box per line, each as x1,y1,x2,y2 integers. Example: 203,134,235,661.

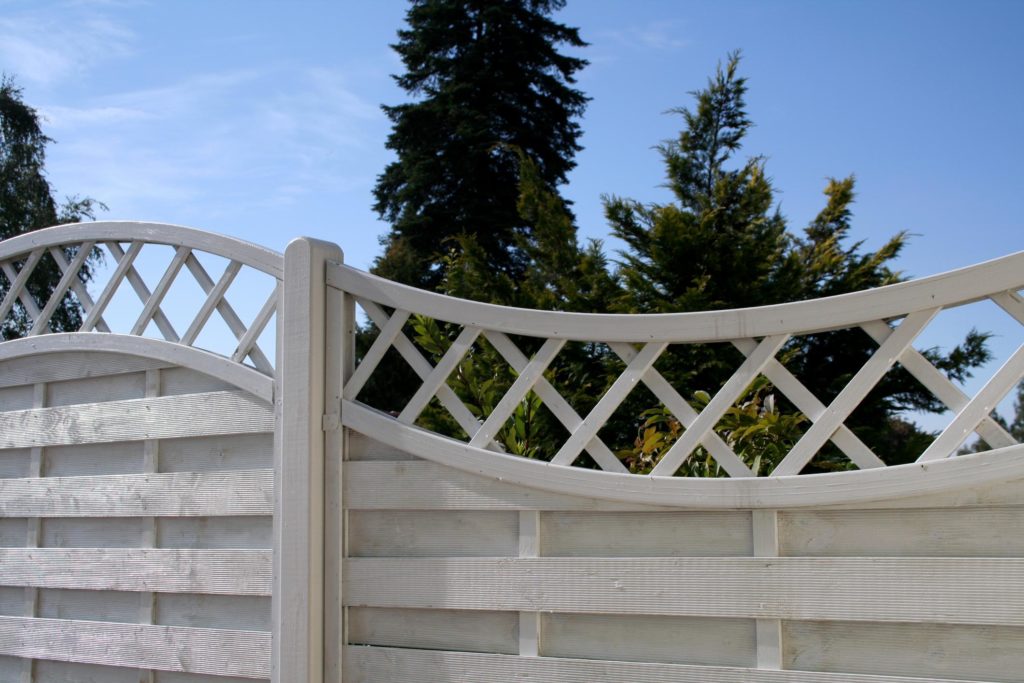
274,237,343,683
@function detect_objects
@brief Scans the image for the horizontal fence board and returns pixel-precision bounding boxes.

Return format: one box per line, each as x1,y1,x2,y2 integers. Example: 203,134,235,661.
346,557,1024,625
784,620,1024,682
542,613,756,668
157,594,271,632
348,432,420,461
158,366,234,396
158,516,272,549
348,511,518,557
343,645,995,683
0,469,272,517
542,511,752,557
155,672,270,683
0,519,25,547
0,548,271,595
43,440,143,477
38,588,140,623
0,390,273,449
158,433,273,472
46,370,145,407
780,506,1024,557
33,658,139,683
43,517,142,547
0,352,171,389
0,616,270,678
345,461,669,511
0,385,33,412
348,607,517,655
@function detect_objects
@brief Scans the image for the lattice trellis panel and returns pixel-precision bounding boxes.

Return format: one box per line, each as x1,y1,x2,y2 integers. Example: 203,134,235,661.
0,223,283,375
335,259,1024,478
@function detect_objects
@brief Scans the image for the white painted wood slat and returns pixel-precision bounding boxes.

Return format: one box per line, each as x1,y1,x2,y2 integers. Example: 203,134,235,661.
609,342,753,478
0,248,44,323
359,300,495,447
346,556,1024,625
484,331,620,468
44,242,111,333
772,308,939,475
0,389,273,448
231,283,278,372
342,306,411,401
344,646,998,683
106,240,179,341
29,242,94,336
398,325,481,425
653,334,789,476
550,342,668,471
0,469,272,517
469,338,564,448
918,343,1024,461
82,241,145,332
731,339,884,470
0,616,270,679
0,548,271,594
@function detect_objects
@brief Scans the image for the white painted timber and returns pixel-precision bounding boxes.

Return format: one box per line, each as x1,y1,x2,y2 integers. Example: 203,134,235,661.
348,607,517,655
343,407,1024,508
0,548,271,594
0,389,273,448
328,250,1024,342
0,469,272,517
345,556,1024,625
0,616,270,679
0,221,283,278
0,335,273,401
344,646,995,683
783,620,1024,682
273,237,339,683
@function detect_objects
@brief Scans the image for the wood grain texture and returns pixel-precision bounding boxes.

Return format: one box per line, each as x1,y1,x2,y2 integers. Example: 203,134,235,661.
348,511,517,558
541,511,752,556
329,250,1024,342
344,405,1024,509
0,390,273,449
541,613,756,667
345,556,1024,625
348,607,517,655
779,506,1024,557
784,620,1024,682
345,461,668,511
344,645,1000,683
0,548,271,595
0,469,272,517
0,615,270,678
0,336,273,401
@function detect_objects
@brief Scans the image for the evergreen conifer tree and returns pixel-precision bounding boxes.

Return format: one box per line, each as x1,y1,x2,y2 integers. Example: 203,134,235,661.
371,0,588,290
607,53,990,468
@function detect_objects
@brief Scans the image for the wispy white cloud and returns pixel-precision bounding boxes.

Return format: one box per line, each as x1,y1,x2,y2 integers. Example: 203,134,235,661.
595,21,691,53
0,7,135,86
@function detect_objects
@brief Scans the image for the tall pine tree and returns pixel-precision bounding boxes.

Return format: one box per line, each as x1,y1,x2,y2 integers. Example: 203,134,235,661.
1,76,104,339
372,0,588,290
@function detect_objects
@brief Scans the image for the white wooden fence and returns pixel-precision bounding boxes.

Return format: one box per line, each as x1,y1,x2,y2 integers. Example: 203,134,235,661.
1,222,1023,683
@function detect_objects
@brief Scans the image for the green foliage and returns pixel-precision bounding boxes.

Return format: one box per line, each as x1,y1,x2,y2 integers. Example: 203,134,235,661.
372,0,589,290
0,76,105,339
618,377,807,476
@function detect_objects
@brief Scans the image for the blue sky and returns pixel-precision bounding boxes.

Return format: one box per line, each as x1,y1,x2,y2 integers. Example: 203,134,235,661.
3,0,1023,423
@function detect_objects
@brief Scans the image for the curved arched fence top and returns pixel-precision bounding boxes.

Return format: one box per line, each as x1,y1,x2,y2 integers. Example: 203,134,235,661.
332,251,1024,487
0,221,283,376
